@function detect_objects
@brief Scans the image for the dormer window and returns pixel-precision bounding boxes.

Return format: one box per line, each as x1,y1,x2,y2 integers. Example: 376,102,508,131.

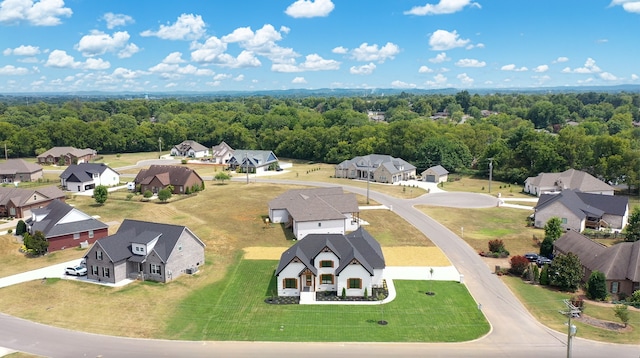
320,260,333,268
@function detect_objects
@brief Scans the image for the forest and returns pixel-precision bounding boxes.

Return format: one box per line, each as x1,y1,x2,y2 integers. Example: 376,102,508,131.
0,91,638,190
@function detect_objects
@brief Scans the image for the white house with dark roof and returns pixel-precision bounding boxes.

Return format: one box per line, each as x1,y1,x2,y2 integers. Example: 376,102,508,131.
275,227,385,299
524,169,614,197
421,165,449,183
25,199,109,252
0,159,43,183
84,219,205,284
533,189,629,232
59,163,120,192
170,140,209,158
268,187,360,240
334,154,416,184
228,149,279,174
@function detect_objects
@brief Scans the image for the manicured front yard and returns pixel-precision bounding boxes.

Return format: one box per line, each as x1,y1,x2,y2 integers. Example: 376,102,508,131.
165,259,489,342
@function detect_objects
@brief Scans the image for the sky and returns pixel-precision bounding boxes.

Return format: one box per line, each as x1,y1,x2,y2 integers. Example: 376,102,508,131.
0,0,639,93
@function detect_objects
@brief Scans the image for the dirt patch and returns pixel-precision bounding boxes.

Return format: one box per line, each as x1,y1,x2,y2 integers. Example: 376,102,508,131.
243,246,289,260
575,314,632,332
480,256,511,271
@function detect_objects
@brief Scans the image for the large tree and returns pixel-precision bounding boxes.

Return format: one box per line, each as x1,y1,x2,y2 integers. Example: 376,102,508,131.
93,185,108,205
549,253,582,292
625,207,640,242
540,217,563,258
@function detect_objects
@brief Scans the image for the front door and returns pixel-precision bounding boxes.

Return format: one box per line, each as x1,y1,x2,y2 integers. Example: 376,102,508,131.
305,274,313,290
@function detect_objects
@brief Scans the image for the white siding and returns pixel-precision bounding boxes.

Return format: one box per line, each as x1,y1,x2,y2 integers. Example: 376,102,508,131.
277,261,305,296
295,219,344,240
315,252,339,292
338,264,372,297
269,209,289,223
97,168,120,187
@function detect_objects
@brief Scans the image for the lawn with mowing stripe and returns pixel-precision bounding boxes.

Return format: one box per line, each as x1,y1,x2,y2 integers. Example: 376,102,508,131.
165,259,489,342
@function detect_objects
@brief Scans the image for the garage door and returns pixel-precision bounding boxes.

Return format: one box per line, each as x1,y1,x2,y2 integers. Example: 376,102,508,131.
426,175,436,182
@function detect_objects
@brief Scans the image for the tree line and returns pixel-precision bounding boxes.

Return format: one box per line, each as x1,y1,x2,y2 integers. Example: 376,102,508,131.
0,91,638,189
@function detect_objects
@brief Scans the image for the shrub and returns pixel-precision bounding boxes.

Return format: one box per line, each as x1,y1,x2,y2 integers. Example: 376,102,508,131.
158,188,172,202
586,270,608,301
613,304,630,327
341,287,346,299
539,264,550,285
532,264,540,283
15,220,26,235
488,239,505,253
509,255,529,276
143,190,153,198
7,228,12,234
181,159,187,164
364,287,368,299
126,193,134,201
631,290,640,303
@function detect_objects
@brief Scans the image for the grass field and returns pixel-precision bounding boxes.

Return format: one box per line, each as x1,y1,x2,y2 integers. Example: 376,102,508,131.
164,259,489,342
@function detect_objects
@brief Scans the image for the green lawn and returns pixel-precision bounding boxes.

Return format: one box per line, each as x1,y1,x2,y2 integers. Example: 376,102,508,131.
165,259,489,342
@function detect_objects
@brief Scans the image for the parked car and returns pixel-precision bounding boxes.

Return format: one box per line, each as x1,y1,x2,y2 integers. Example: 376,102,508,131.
65,265,87,276
524,253,539,262
536,256,552,267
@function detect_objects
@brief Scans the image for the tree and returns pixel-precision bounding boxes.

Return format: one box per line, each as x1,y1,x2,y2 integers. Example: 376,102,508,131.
23,231,48,256
625,207,640,242
613,304,630,327
214,171,231,184
157,188,172,202
549,253,582,292
509,255,530,276
93,185,108,205
539,236,554,258
15,220,26,235
539,264,550,285
540,217,563,258
586,270,608,301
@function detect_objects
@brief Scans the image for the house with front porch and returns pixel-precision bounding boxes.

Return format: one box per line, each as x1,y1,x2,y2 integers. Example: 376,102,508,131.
334,154,416,184
268,187,360,240
84,219,205,284
211,141,234,164
524,169,614,197
133,165,204,194
275,227,385,299
170,140,209,158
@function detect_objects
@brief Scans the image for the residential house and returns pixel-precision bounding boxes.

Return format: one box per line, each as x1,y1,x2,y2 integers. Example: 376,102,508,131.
25,199,108,252
60,163,120,193
421,165,449,183
533,189,629,232
524,169,614,197
37,147,97,166
211,141,234,164
134,165,204,194
334,154,416,184
554,230,640,297
0,159,43,183
275,227,385,299
170,140,209,158
0,186,65,218
84,219,206,284
268,187,360,240
228,149,279,174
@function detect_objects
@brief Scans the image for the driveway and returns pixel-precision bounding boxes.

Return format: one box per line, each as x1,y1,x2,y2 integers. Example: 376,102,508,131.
0,259,83,289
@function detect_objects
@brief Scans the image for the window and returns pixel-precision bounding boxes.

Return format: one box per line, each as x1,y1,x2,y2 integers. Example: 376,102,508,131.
348,278,362,289
88,230,94,239
96,251,102,260
150,264,162,275
103,267,110,277
73,233,80,240
178,243,183,251
561,218,568,224
284,278,297,289
91,266,98,275
320,274,334,285
318,222,322,227
611,281,619,294
320,260,333,268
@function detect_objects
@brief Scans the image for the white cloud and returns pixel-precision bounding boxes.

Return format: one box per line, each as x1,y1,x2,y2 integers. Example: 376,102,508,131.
404,0,481,16
631,74,639,80
457,72,474,85
532,75,551,84
165,82,177,88
18,56,38,63
140,13,206,40
112,67,142,79
599,72,617,81
75,30,131,57
351,42,400,63
0,0,72,26
272,53,339,72
190,36,227,63
118,43,140,59
429,30,470,51
0,64,29,75
285,0,334,18
350,63,376,75
206,80,221,87
84,57,110,70
214,73,232,80
103,12,134,29
554,56,569,63
234,74,244,81
391,80,416,88
332,46,348,54
564,57,601,74
609,0,640,13
429,52,450,63
5,45,41,56
501,64,528,72
455,58,485,67
45,50,81,68
533,65,549,73
291,76,307,83
418,65,434,73
221,24,298,64
163,52,186,64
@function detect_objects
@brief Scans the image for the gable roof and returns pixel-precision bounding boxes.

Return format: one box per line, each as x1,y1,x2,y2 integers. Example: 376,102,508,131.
526,169,613,193
229,149,278,168
90,219,205,264
554,230,607,267
336,154,416,174
535,189,628,219
172,140,208,153
0,186,65,206
27,199,107,238
37,147,96,159
421,165,449,176
275,227,385,276
60,163,118,183
212,141,233,155
269,187,358,222
0,159,42,175
134,165,203,187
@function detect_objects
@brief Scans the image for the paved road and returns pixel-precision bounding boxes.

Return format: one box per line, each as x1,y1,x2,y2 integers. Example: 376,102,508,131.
1,178,639,357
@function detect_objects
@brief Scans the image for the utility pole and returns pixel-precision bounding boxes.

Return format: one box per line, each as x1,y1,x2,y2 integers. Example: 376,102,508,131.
158,137,162,159
488,157,494,193
4,142,7,160
559,299,580,358
245,152,249,184
366,159,371,204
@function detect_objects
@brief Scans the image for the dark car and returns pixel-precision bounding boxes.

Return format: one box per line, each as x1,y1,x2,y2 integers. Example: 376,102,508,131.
524,253,538,262
536,256,552,267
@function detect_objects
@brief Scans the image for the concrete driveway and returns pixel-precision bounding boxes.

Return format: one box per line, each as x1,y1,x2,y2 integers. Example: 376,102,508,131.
0,259,84,289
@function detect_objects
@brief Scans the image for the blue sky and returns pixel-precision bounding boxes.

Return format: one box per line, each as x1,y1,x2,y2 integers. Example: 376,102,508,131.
0,0,638,93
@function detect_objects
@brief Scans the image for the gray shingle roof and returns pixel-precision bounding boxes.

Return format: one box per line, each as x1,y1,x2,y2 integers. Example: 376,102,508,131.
229,149,278,168
26,199,107,238
526,169,613,193
269,187,358,222
172,140,209,153
535,189,627,219
421,165,449,176
37,147,96,159
0,159,42,175
60,163,116,183
336,154,416,174
275,227,385,276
